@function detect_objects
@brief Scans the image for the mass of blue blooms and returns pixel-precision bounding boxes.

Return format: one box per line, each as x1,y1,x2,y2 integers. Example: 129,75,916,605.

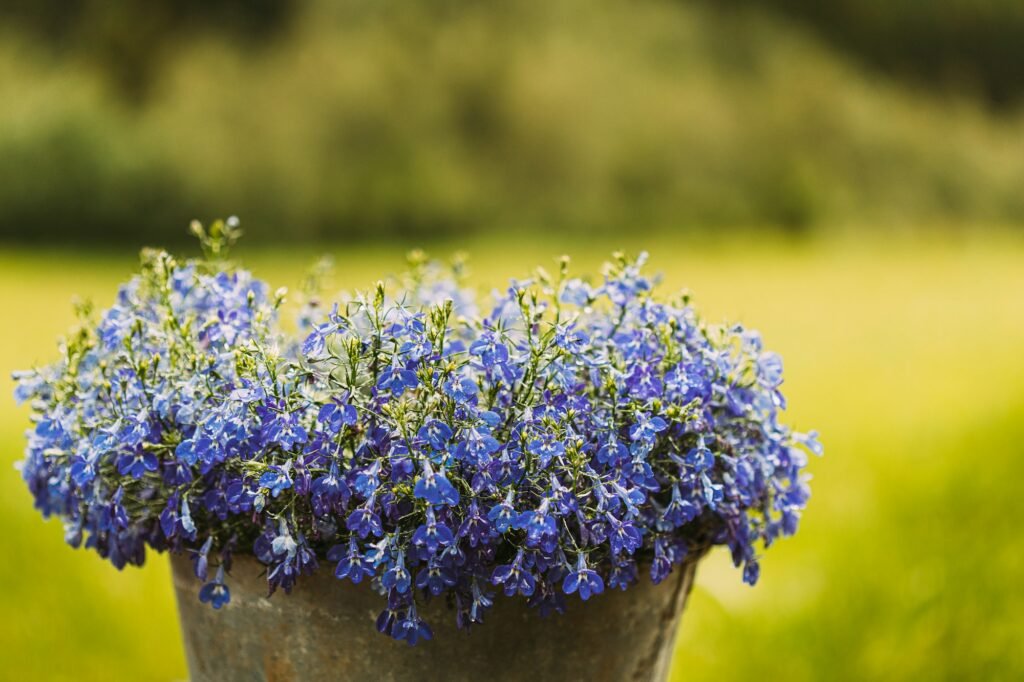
15,220,820,644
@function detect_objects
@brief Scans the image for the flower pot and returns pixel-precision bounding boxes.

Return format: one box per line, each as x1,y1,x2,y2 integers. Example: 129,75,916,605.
171,553,700,682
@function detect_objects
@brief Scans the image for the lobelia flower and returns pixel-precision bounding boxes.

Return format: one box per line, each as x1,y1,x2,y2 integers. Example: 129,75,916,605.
413,461,460,507
199,565,231,610
563,554,605,601
13,227,820,645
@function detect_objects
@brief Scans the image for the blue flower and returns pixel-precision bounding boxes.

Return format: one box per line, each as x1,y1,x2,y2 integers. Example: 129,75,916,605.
416,556,457,596
382,550,412,594
469,333,509,364
457,501,493,548
487,493,518,533
70,453,99,487
685,437,714,472
347,502,384,538
563,554,604,600
417,419,453,450
352,461,382,498
310,461,351,515
515,500,557,548
328,540,375,584
491,550,536,597
394,605,433,646
318,402,357,434
377,365,419,396
413,461,460,507
554,324,589,353
198,566,231,609
116,450,158,479
629,412,668,443
527,436,565,469
411,510,454,555
596,439,628,466
443,376,478,404
259,464,293,498
608,515,643,555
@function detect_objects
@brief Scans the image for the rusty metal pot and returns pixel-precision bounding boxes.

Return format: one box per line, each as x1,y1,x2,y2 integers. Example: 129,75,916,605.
172,553,699,682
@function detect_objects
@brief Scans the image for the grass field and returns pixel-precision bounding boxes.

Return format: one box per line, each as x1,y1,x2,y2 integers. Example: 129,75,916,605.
2,232,1023,680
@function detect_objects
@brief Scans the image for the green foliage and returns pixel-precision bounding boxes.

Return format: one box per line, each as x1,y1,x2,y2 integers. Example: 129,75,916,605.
3,1,1024,244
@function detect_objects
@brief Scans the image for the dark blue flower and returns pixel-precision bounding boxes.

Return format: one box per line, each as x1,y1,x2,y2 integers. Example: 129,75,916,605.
417,419,453,450
491,550,536,597
347,502,383,539
310,461,351,515
416,556,457,596
328,539,375,584
608,515,643,555
411,510,454,555
116,450,158,479
198,565,231,609
318,402,357,434
487,493,518,533
382,550,412,594
527,436,565,469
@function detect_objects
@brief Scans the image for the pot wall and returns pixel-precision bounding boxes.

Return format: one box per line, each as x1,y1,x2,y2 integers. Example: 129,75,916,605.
172,553,698,682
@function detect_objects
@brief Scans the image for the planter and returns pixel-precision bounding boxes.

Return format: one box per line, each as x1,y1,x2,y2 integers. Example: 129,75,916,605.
171,554,701,682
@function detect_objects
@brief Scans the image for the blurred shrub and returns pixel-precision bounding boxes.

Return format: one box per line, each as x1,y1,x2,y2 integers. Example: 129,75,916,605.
712,0,1024,106
2,0,1024,245
0,0,296,102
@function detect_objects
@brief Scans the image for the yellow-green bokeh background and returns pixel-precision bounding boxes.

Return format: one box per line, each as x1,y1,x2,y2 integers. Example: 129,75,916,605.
3,232,1023,680
4,0,1024,678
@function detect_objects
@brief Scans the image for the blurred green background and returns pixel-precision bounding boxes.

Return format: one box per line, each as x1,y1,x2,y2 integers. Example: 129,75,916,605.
2,1,1023,680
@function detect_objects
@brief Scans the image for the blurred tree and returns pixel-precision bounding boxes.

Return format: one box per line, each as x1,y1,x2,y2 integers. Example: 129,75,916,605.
710,0,1024,106
0,0,300,102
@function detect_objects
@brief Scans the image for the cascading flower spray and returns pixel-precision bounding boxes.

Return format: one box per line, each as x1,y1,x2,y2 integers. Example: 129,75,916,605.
15,220,820,645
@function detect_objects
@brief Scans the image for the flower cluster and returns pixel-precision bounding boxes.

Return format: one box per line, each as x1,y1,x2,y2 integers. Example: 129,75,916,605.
15,221,820,644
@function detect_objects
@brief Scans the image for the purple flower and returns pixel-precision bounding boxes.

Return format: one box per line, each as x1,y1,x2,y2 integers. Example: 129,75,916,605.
491,550,536,597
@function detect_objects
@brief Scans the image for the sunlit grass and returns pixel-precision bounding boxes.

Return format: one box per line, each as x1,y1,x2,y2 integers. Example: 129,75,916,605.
2,232,1022,680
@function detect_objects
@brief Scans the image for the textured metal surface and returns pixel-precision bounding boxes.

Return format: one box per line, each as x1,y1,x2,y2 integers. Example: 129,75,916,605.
172,553,698,682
